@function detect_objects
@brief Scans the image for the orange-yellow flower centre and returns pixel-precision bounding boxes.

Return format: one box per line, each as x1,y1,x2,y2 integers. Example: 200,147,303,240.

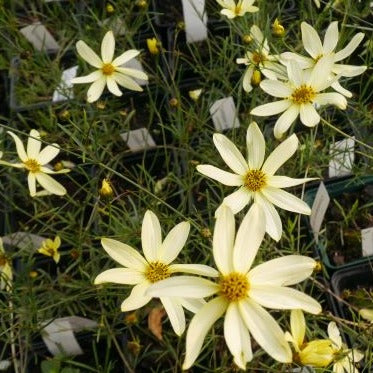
244,169,267,192
290,85,316,105
24,159,41,173
101,63,115,76
251,52,266,65
145,261,171,283
219,272,250,302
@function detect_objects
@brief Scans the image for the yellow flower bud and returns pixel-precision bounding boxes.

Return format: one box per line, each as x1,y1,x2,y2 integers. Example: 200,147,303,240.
146,37,161,55
314,261,322,273
298,339,335,367
177,21,185,30
96,101,106,110
169,97,179,107
136,0,148,9
125,312,138,325
272,18,285,37
251,69,262,86
100,178,113,197
242,34,253,44
29,270,39,278
106,3,114,13
127,340,141,355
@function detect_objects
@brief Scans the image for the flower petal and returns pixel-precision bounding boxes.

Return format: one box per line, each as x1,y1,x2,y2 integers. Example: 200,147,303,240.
313,93,347,109
261,187,311,215
115,67,149,80
94,268,144,285
260,80,292,98
71,70,102,84
323,21,339,54
262,134,298,175
327,322,342,349
233,204,265,273
301,22,323,59
159,221,190,264
273,104,300,139
87,77,106,103
334,33,365,62
113,73,143,92
106,77,122,96
250,24,264,44
38,144,60,165
141,210,162,262
101,31,115,63
121,282,151,311
242,66,254,93
146,276,219,299
299,103,320,127
101,237,147,271
76,40,102,68
196,165,243,186
27,129,41,159
332,64,367,77
179,297,206,314
290,309,306,348
28,173,36,197
35,173,66,196
251,100,291,117
213,205,235,275
169,264,219,277
213,133,248,175
112,49,141,66
246,122,266,169
249,284,321,314
249,255,316,286
287,60,304,86
239,299,292,363
308,55,334,91
7,131,27,162
331,81,352,98
224,303,253,370
267,175,317,188
220,187,252,214
183,297,227,370
161,297,185,336
281,52,313,69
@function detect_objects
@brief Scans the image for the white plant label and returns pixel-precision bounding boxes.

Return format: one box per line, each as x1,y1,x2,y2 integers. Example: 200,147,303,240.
310,182,330,242
52,66,78,102
2,232,46,251
328,137,355,178
361,227,373,257
121,128,156,152
209,97,240,131
123,59,148,86
101,18,127,36
20,23,60,52
181,0,208,43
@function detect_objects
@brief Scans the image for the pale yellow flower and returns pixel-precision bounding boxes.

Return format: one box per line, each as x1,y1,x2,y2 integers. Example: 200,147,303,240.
146,37,160,55
38,236,61,264
216,0,259,18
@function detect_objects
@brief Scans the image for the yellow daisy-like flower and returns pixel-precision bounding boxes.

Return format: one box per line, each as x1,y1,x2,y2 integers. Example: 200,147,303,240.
146,37,161,55
38,236,61,264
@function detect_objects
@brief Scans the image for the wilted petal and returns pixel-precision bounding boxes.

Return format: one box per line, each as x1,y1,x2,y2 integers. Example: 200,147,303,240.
94,268,144,285
160,297,185,336
121,282,151,311
141,210,162,262
196,165,243,186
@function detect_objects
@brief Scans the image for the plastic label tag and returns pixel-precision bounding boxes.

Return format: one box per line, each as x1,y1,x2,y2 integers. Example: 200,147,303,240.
310,182,330,242
362,227,373,257
181,0,208,43
52,66,78,102
123,59,148,86
121,128,156,152
19,23,60,52
328,137,355,178
2,232,46,251
209,97,240,131
100,18,127,36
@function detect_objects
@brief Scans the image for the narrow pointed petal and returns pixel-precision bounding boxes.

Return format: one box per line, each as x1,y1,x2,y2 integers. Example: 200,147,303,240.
141,210,162,262
261,187,311,215
300,103,320,127
106,77,122,96
101,31,115,63
250,24,264,44
260,80,292,98
331,81,352,98
183,297,227,370
179,297,206,314
196,165,243,186
220,187,252,215
313,93,347,109
161,297,185,336
323,21,339,54
169,264,219,277
121,282,151,311
267,175,317,188
254,195,282,241
246,122,266,169
147,276,219,299
251,100,291,117
115,67,149,80
35,173,66,196
112,49,140,66
281,52,314,69
291,310,305,347
220,9,236,18
28,173,36,197
113,73,143,92
301,22,323,59
159,221,190,264
249,284,321,314
76,40,102,68
332,64,367,77
287,60,304,86
308,55,334,91
239,299,292,363
233,204,265,273
101,237,147,271
38,144,60,165
224,303,253,370
71,70,102,84
7,131,27,161
213,133,248,175
0,160,24,168
213,205,235,275
327,322,342,349
27,129,41,159
273,105,300,139
87,77,106,103
262,134,298,175
94,268,144,285
334,33,365,62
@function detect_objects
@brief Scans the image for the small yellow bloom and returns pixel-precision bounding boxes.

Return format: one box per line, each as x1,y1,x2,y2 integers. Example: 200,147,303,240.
147,37,161,55
100,178,113,197
251,69,262,86
272,18,285,37
188,89,203,101
106,3,114,13
38,236,61,264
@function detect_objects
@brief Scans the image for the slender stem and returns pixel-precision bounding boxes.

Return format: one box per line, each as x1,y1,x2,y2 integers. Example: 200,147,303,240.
9,298,20,373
